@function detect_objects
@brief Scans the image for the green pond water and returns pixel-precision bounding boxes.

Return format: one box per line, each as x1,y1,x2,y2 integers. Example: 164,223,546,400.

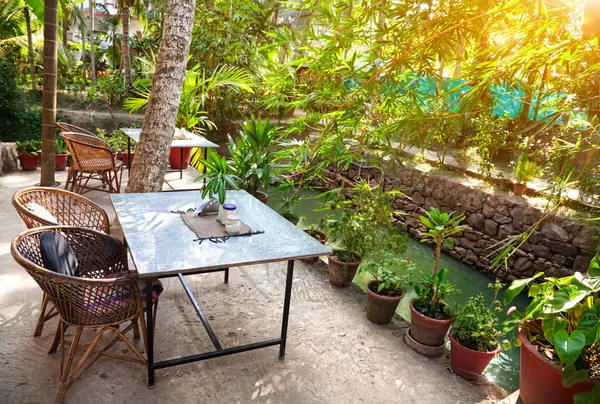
267,188,529,393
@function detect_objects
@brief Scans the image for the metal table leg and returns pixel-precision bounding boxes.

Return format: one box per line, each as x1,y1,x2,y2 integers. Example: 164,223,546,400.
279,260,294,359
180,148,183,179
145,277,155,388
127,137,131,170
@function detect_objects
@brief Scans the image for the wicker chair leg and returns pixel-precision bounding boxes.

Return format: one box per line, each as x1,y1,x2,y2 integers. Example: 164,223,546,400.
64,168,73,190
131,319,140,339
49,321,67,354
34,294,49,337
55,326,83,403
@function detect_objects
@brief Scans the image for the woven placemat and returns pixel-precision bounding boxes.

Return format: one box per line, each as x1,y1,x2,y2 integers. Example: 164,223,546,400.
181,213,256,244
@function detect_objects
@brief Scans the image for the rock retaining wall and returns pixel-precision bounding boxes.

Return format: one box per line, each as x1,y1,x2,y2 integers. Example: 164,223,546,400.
320,164,599,281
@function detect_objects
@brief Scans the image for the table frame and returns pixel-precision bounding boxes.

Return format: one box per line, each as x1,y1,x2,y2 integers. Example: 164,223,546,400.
142,260,295,387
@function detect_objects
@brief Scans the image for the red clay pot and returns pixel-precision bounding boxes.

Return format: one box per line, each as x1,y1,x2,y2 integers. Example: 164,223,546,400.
255,191,268,204
518,329,597,404
513,183,527,196
366,280,404,325
301,230,328,264
409,301,453,347
55,154,68,171
169,147,193,169
449,333,500,381
122,152,135,167
19,153,40,171
327,254,362,288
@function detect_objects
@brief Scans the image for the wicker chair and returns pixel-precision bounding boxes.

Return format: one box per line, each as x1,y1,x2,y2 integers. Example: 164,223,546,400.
12,187,111,336
60,132,122,194
56,122,97,137
11,227,151,402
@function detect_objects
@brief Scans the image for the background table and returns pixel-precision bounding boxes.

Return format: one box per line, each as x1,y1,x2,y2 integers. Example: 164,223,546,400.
120,128,219,179
110,190,332,387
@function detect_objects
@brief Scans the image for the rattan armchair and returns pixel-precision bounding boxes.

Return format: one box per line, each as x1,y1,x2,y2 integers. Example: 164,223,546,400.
60,132,123,194
56,122,97,136
12,187,111,336
11,227,150,403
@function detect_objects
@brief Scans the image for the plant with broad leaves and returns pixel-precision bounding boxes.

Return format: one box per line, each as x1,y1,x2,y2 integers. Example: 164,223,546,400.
448,281,504,352
414,268,460,319
227,115,277,196
16,140,42,156
503,255,600,397
415,208,465,315
194,149,240,205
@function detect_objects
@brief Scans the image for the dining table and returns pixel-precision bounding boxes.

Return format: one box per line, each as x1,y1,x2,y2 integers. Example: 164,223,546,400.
110,190,332,387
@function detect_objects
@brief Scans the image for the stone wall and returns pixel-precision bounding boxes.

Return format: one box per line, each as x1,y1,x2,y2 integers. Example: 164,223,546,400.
1,143,18,173
320,164,599,281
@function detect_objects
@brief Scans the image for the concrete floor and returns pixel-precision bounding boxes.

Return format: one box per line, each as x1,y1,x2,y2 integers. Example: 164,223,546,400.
0,169,507,404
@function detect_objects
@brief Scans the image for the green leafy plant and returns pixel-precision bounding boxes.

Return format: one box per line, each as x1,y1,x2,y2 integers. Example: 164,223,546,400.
322,180,405,263
503,257,600,394
97,129,127,152
16,140,42,156
194,148,241,204
449,281,504,352
414,208,465,317
359,236,415,296
278,191,302,225
514,153,541,185
55,138,68,154
227,115,277,196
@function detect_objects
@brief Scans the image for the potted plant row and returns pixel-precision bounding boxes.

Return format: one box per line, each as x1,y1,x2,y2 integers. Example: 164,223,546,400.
406,208,464,357
503,261,600,404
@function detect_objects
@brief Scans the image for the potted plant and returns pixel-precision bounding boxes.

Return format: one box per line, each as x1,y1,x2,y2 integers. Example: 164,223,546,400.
323,181,403,288
359,236,414,324
195,149,241,221
406,208,464,356
513,153,540,196
55,139,69,171
227,116,277,203
16,140,42,171
301,225,328,264
448,281,503,381
278,191,302,225
503,259,600,404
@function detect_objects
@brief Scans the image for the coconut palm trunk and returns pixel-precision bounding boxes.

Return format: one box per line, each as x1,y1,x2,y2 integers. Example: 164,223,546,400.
24,7,37,92
120,0,133,91
40,0,59,186
125,0,197,193
89,0,96,84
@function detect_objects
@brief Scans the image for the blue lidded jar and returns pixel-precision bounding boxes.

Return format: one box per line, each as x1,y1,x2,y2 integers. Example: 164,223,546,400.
221,203,237,225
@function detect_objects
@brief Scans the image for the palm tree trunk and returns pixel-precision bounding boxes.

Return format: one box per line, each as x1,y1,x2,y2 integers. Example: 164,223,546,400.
40,0,59,187
89,0,96,84
126,0,197,193
121,6,133,91
24,7,37,92
80,2,86,81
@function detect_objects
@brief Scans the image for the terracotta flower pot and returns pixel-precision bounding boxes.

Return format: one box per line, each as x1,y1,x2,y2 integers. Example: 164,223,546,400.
409,301,453,348
449,333,500,381
168,147,193,169
365,280,404,325
55,154,68,171
301,230,328,264
327,254,362,288
513,183,527,196
255,191,268,204
518,329,597,404
122,152,135,167
19,153,40,171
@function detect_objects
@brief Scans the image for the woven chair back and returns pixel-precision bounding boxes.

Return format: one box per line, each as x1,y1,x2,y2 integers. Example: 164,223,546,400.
12,187,110,233
56,122,97,136
60,132,115,172
11,226,139,327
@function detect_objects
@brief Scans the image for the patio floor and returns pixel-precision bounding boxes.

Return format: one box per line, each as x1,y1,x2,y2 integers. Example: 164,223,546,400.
0,169,507,403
